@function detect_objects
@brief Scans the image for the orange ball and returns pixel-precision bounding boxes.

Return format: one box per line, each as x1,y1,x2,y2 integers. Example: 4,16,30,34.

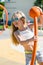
29,6,40,18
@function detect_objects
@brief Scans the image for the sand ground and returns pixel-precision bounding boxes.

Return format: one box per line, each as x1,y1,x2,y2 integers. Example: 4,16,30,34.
0,38,25,65
0,29,43,65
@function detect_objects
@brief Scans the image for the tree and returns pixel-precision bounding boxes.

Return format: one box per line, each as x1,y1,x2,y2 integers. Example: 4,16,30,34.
34,0,43,10
0,2,5,19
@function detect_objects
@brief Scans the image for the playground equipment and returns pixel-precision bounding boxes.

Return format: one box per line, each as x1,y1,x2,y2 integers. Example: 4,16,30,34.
29,6,42,65
0,4,8,28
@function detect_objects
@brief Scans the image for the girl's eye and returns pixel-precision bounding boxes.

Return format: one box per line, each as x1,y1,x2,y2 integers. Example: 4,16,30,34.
13,17,18,22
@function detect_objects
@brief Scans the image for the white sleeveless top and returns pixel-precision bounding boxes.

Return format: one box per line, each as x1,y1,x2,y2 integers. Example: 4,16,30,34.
17,27,34,41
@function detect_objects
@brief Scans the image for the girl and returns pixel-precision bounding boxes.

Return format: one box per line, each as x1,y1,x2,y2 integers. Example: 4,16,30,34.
11,11,43,65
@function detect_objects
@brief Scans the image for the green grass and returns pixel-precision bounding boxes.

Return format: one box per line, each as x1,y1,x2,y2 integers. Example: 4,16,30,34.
8,25,11,29
38,26,43,30
0,25,3,29
0,25,11,30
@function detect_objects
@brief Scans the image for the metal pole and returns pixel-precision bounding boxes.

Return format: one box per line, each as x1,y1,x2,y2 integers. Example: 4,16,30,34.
30,17,38,65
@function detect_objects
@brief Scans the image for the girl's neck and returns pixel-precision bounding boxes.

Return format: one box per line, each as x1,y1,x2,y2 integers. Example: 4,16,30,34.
18,23,27,31
19,27,26,31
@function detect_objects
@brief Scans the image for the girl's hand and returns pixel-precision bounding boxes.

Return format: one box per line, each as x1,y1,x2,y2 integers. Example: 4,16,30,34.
34,36,38,41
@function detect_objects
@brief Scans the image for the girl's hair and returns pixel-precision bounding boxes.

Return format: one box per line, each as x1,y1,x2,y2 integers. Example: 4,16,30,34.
11,11,26,45
11,23,19,45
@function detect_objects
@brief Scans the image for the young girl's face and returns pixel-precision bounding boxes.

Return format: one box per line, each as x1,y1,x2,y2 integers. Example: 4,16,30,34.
13,17,25,29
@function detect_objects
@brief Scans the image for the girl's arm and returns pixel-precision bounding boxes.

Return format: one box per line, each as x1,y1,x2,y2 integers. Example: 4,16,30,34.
14,32,34,45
